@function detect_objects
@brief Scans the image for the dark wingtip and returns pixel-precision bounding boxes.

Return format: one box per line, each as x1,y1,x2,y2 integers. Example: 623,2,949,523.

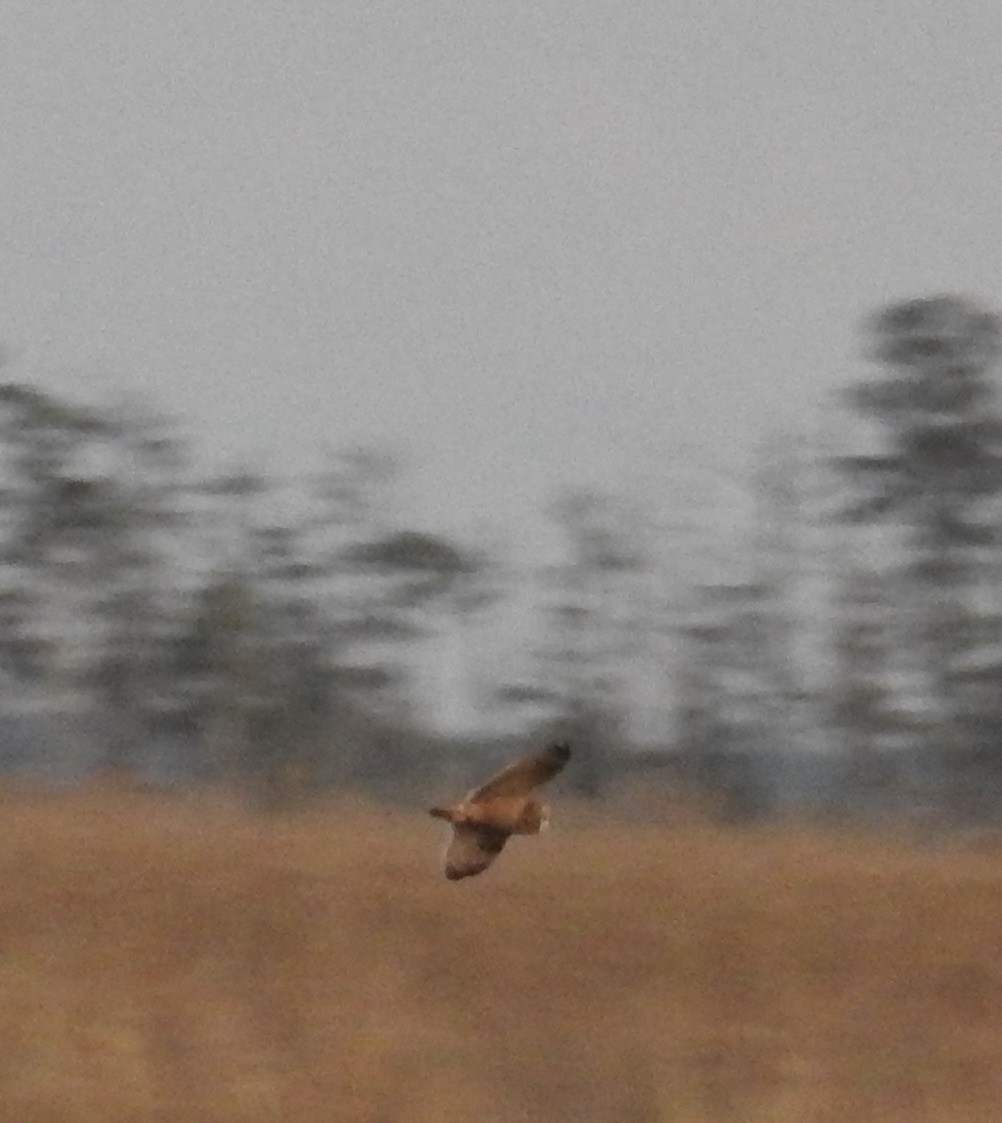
429,806,452,821
445,866,479,880
550,741,571,762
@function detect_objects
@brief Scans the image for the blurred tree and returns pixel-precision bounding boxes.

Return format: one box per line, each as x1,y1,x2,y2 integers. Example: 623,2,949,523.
672,591,726,806
829,566,898,812
309,447,417,722
178,467,342,803
177,446,491,800
837,295,1002,799
748,432,810,754
0,383,105,699
84,397,191,770
0,383,189,775
535,489,654,794
339,528,486,731
674,580,775,819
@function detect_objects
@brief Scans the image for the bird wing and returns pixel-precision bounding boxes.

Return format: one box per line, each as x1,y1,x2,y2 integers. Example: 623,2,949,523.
469,742,571,803
443,823,509,880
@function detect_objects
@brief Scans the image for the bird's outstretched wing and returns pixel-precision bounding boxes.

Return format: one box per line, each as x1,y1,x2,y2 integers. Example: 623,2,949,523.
444,823,509,880
470,741,571,803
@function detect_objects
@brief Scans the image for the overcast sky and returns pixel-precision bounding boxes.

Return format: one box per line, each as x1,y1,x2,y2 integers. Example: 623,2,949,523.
4,0,1002,564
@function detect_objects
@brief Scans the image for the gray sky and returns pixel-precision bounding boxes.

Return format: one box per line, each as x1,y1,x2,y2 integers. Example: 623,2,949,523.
4,0,1002,560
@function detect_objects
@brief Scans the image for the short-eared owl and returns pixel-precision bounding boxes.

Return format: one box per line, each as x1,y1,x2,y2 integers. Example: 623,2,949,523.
428,742,571,880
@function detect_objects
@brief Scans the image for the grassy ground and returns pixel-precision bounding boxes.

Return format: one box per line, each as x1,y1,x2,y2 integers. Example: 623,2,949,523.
0,781,1000,1121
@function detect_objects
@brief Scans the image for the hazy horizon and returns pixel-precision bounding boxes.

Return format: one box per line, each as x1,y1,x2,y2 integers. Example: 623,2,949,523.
4,0,1002,564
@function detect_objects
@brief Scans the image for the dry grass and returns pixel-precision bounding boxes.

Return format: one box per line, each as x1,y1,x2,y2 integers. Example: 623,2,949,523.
0,782,1000,1121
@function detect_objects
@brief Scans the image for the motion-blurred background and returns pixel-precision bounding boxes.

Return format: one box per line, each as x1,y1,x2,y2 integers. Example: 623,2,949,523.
3,3,1002,1120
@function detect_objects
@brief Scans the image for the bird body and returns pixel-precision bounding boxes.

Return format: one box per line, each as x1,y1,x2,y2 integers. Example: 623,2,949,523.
429,742,570,880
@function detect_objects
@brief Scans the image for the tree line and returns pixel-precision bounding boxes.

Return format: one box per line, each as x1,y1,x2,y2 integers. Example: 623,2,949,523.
2,293,1002,822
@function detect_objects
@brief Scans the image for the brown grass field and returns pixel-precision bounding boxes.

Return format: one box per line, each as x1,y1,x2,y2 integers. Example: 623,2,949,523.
0,782,1000,1121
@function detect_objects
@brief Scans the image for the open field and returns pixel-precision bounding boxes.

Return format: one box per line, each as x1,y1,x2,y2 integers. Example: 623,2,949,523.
0,783,1000,1121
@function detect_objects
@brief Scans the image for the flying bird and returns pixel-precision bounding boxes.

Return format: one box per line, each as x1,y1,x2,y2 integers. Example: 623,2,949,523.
428,741,571,880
